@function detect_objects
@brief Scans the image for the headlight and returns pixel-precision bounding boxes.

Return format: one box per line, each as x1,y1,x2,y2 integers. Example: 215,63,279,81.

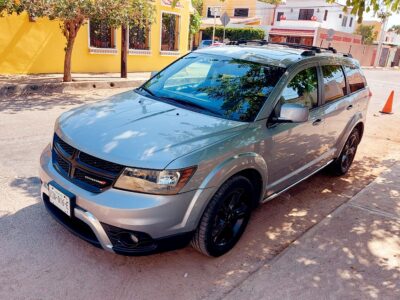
114,166,197,195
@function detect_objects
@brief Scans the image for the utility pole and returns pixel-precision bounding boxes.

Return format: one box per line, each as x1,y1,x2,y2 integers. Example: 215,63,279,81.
374,14,389,67
212,7,221,43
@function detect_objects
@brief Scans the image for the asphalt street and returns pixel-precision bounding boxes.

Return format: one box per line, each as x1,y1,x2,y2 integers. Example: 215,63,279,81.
0,70,399,300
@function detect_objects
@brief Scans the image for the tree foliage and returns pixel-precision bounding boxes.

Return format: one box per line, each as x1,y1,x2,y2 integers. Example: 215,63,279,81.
189,0,202,35
389,25,400,35
355,24,377,44
1,0,155,82
327,0,400,23
203,27,265,41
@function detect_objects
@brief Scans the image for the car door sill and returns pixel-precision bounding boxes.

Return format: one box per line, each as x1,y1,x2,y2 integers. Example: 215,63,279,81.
261,159,334,204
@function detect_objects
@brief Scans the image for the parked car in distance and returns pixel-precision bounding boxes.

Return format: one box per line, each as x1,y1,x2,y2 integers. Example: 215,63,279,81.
40,42,371,257
198,40,213,49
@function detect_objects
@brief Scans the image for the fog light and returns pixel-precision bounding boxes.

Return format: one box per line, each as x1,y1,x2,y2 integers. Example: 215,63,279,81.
130,233,139,244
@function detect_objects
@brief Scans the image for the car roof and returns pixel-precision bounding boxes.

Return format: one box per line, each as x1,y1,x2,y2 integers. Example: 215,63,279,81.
196,45,357,68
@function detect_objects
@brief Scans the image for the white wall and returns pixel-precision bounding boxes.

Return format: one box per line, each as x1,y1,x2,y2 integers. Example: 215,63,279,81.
385,31,400,45
255,1,275,26
274,0,357,33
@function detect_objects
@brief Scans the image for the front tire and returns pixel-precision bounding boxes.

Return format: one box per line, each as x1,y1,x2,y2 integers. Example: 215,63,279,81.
329,129,360,176
191,175,255,257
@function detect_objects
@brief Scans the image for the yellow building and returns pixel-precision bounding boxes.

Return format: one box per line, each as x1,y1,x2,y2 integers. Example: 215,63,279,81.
0,0,193,74
359,20,382,42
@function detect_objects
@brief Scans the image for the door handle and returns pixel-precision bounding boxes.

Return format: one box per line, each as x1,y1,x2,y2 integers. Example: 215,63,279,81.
347,105,353,110
312,118,322,126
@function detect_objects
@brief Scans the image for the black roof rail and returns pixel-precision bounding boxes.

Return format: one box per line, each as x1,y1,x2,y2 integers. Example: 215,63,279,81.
226,40,355,57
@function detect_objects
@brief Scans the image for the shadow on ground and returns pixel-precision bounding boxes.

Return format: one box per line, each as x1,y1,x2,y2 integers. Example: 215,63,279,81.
1,155,397,300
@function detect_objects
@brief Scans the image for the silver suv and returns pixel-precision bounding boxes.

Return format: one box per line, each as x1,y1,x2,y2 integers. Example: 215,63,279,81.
39,43,370,257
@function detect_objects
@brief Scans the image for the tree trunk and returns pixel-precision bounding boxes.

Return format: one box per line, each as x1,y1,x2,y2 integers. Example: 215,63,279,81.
63,36,76,82
121,24,128,78
62,19,83,82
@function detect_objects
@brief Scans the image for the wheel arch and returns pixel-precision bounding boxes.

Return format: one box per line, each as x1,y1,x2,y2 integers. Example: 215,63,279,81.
334,114,365,158
179,153,268,232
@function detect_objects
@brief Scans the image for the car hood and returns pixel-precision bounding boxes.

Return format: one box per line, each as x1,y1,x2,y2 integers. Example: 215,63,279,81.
56,90,248,169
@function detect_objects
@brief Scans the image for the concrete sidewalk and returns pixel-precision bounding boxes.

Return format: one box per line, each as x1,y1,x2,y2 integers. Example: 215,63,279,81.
225,163,400,300
0,72,151,95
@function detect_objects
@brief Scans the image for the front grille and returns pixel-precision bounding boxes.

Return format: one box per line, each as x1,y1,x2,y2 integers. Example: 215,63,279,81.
52,134,123,193
78,152,124,175
74,168,114,192
54,134,75,157
53,150,70,175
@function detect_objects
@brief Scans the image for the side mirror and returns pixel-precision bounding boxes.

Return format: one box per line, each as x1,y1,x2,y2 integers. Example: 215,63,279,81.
278,103,309,123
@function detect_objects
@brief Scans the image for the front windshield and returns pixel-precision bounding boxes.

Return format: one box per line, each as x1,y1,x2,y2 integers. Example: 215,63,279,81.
141,53,286,122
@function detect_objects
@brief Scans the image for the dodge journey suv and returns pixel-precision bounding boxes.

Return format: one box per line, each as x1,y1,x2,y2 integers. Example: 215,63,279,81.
40,42,370,257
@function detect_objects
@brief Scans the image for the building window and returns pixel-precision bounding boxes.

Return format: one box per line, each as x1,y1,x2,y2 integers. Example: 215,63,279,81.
349,17,353,27
323,10,328,21
129,23,150,50
89,21,116,49
207,7,221,18
277,12,284,21
161,13,180,52
342,16,348,27
287,36,301,44
298,9,314,20
234,8,249,17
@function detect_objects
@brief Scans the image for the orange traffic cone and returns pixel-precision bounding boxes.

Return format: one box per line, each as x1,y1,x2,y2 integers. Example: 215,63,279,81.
380,90,394,114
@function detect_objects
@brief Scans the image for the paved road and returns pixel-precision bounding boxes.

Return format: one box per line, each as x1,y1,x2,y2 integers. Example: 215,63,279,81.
0,70,400,300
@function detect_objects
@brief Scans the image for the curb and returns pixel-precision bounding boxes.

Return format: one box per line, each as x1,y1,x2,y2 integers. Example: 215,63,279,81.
0,79,147,96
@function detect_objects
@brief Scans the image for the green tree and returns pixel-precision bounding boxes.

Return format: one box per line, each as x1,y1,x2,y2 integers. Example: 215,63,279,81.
327,0,400,22
389,25,400,35
188,0,202,49
355,24,378,44
258,0,284,26
203,27,265,41
1,0,155,82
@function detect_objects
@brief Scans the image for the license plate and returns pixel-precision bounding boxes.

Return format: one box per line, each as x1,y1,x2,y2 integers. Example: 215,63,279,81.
49,184,72,217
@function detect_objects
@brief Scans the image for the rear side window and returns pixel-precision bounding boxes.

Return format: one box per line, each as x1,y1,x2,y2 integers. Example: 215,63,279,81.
322,65,347,103
344,66,366,93
280,67,319,109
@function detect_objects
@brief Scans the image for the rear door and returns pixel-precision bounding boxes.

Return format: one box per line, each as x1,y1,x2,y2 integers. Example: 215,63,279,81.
318,64,352,157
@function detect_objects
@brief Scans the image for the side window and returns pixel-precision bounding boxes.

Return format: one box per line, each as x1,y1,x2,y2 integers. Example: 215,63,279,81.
322,65,347,103
344,66,366,93
280,67,319,109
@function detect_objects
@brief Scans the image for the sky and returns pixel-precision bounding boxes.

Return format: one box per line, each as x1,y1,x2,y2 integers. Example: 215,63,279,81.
364,11,400,28
334,0,400,28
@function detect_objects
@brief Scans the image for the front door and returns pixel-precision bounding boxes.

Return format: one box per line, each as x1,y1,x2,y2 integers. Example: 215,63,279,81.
263,66,330,196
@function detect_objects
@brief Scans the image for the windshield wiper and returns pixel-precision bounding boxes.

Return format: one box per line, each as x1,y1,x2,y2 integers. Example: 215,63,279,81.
137,86,156,97
158,96,222,117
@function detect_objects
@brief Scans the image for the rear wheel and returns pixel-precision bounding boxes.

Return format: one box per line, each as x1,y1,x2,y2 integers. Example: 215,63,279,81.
191,176,254,257
329,129,360,176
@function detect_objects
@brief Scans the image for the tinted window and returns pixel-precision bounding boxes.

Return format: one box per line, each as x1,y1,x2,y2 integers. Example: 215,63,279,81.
281,67,319,109
322,65,347,103
299,9,314,20
143,53,286,122
344,66,366,93
234,8,249,17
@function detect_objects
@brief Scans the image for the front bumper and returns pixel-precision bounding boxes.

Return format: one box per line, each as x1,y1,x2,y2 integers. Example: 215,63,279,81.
39,144,215,255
